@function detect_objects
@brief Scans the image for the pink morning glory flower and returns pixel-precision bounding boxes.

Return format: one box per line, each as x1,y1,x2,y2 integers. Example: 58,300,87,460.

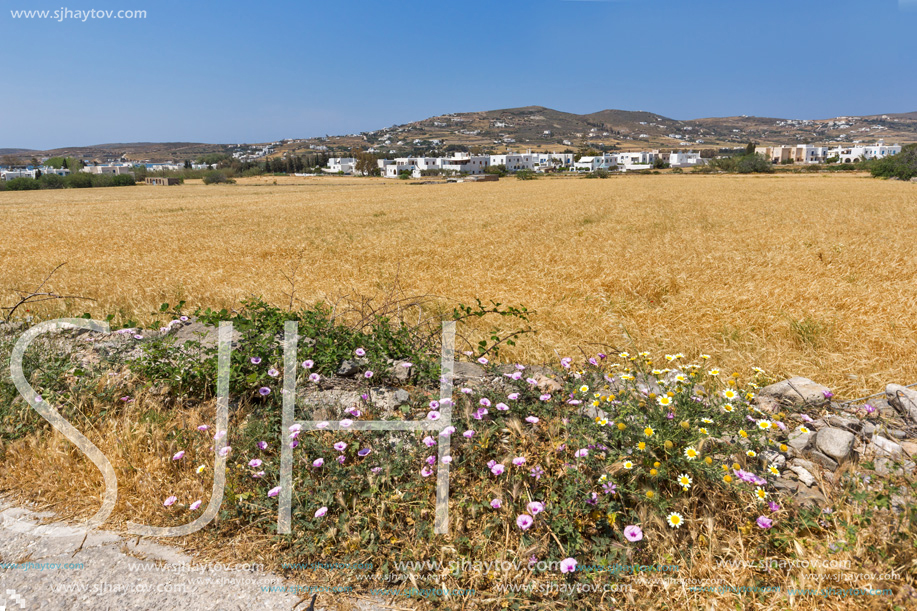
427,411,441,421
268,486,281,498
268,368,280,378
756,516,773,529
429,400,440,410
197,425,209,432
490,499,502,509
425,455,436,465
402,362,412,368
257,441,268,450
309,373,321,383
334,442,348,452
219,446,231,457
527,502,545,516
508,393,520,400
302,360,314,369
560,558,577,574
513,457,527,466
491,463,505,476
355,348,366,357
316,421,329,429
289,441,299,449
189,500,202,511
539,394,551,401
258,387,271,396
516,514,534,530
463,430,475,438
460,387,473,395
420,466,433,477
623,525,643,542
526,416,539,424
439,426,456,437
477,356,488,365
526,378,538,385
253,471,264,478
339,419,353,428
163,496,177,507
214,430,226,441
336,455,345,464
315,506,328,518
357,448,371,457
364,371,374,379
248,459,262,468
441,456,453,464
496,402,509,411
312,458,324,468
250,357,262,365
560,357,572,369
172,451,185,461
423,436,436,447
479,398,491,407
575,448,588,458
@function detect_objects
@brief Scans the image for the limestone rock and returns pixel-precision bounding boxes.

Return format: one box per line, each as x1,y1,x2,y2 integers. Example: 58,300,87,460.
787,430,814,453
788,465,816,486
815,427,855,462
870,436,903,459
759,377,831,410
336,358,369,377
886,384,917,422
809,450,840,471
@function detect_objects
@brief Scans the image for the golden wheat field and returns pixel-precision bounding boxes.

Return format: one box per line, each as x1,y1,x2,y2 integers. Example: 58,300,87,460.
1,173,916,396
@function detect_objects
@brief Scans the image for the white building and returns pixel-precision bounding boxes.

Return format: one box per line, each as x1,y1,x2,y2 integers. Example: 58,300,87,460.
829,141,901,163
666,151,702,167
574,154,617,172
1,169,38,181
441,154,488,175
325,157,357,174
82,164,134,176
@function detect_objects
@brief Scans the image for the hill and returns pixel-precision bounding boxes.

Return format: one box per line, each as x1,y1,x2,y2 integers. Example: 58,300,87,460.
4,107,916,161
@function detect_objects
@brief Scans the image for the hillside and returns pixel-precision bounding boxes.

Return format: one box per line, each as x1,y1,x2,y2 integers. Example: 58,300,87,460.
5,107,916,162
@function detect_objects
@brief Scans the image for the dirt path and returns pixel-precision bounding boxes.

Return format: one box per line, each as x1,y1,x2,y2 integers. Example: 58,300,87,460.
0,498,398,611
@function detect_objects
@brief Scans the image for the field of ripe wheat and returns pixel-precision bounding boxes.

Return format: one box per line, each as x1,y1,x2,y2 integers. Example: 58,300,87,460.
1,173,915,396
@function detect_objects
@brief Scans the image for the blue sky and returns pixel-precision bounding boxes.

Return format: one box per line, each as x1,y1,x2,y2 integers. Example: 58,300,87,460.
1,0,915,149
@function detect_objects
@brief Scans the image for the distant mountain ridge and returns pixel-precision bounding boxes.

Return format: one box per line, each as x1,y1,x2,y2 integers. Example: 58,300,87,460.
5,107,916,162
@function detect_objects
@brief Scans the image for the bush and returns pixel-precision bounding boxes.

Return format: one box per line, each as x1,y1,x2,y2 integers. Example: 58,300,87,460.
583,169,611,179
515,169,536,180
870,144,917,181
65,173,93,188
397,170,412,180
111,174,136,187
484,164,507,177
90,174,114,188
670,167,684,174
202,170,235,185
4,177,40,191
39,174,65,189
735,154,774,174
652,158,670,169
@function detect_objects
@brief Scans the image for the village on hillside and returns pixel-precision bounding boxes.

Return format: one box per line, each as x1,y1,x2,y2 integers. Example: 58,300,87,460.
0,141,903,182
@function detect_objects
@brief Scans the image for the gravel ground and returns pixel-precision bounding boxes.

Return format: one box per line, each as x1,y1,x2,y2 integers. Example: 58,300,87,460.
0,498,399,611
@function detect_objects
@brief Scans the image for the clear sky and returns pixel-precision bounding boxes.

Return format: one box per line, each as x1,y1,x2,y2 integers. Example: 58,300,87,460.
1,0,916,149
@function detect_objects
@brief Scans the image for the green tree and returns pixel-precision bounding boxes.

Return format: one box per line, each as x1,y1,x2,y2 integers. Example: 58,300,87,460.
870,144,917,181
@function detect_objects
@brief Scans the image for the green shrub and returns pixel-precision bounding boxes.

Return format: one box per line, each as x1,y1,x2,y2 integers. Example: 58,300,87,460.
65,173,93,188
111,174,136,187
583,169,611,179
515,169,536,180
202,170,235,185
39,174,66,189
4,177,40,191
90,174,114,188
670,167,684,174
735,154,774,174
484,164,507,177
870,143,917,181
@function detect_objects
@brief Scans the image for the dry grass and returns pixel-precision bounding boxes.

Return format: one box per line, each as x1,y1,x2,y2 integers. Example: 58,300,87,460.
2,173,916,398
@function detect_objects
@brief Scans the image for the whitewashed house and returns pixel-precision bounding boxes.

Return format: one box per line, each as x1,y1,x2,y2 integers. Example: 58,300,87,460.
325,157,357,174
